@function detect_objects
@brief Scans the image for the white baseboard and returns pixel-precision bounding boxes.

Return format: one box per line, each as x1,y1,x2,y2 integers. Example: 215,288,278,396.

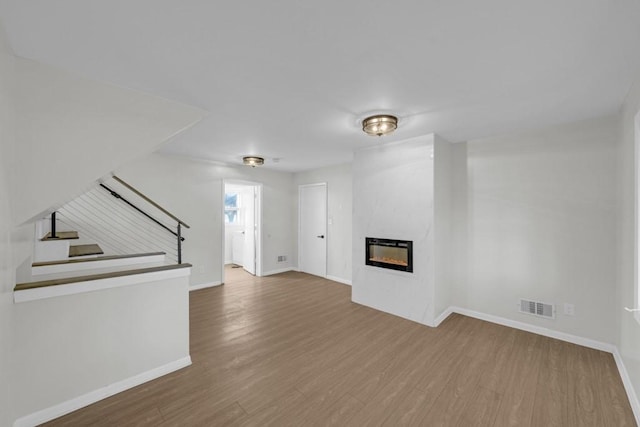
432,307,454,327
326,275,352,286
449,306,615,352
189,281,222,291
14,356,192,427
261,267,295,276
613,347,640,425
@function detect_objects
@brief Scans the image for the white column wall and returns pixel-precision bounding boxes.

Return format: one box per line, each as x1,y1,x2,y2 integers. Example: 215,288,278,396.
352,136,436,326
433,135,454,318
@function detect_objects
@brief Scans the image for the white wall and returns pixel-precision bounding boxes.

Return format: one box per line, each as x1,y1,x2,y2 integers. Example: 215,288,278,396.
293,163,352,283
618,78,640,405
457,116,619,343
12,58,206,225
352,136,436,325
116,153,295,286
0,21,17,427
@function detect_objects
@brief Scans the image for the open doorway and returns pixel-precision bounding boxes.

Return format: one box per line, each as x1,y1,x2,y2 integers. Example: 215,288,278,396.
222,181,262,283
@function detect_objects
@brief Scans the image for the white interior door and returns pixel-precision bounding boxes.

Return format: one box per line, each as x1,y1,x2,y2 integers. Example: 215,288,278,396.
243,186,256,275
299,183,327,277
231,232,244,265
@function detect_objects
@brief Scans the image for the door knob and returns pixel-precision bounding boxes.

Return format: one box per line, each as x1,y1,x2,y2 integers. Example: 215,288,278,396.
317,235,325,239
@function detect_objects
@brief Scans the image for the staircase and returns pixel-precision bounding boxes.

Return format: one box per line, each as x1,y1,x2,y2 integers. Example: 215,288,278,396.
16,175,192,303
33,213,102,262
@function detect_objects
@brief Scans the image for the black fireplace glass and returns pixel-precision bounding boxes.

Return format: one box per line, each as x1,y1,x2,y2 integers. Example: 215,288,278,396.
365,237,413,273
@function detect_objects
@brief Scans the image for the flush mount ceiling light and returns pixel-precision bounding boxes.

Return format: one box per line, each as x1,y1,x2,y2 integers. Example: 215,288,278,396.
242,156,265,167
362,114,398,136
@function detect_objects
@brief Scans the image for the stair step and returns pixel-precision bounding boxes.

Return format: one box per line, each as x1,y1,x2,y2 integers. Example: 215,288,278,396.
31,252,168,276
33,252,166,267
41,231,79,241
15,263,192,291
69,244,104,257
14,263,192,303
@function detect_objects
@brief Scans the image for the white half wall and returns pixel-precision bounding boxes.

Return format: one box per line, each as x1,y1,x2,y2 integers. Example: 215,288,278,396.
456,116,619,344
116,153,295,287
12,57,206,225
10,275,190,425
352,135,436,326
294,163,352,283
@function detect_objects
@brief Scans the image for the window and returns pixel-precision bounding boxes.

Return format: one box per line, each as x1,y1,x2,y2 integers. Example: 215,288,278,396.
224,193,240,224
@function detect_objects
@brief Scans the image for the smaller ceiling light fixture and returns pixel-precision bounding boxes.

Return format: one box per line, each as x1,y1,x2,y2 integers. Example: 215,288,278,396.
362,114,398,136
243,156,264,167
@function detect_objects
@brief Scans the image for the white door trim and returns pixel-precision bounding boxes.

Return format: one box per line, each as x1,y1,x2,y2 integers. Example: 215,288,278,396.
222,180,263,284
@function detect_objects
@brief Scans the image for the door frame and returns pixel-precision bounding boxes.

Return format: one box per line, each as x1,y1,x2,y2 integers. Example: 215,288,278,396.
298,182,328,278
222,180,263,284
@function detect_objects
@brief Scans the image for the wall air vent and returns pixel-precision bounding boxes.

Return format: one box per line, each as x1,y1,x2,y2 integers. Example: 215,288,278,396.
519,299,555,319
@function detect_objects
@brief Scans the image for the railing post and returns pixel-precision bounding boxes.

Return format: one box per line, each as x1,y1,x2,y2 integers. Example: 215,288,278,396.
51,211,57,238
177,223,182,264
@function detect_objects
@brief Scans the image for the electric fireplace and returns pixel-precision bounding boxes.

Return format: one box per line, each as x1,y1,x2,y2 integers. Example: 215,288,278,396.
366,237,413,272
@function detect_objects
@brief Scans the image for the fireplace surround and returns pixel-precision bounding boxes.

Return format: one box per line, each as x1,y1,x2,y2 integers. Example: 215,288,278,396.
365,237,413,272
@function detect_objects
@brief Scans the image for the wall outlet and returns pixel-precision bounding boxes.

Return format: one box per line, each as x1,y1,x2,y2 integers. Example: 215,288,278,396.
563,303,575,316
277,255,287,262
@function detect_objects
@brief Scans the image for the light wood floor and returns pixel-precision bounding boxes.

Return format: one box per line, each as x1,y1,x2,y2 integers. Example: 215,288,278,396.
44,267,636,426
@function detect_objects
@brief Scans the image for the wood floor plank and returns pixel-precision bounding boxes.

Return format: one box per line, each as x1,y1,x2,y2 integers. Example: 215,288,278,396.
42,266,637,427
315,393,364,426
595,352,637,426
295,369,369,424
531,351,569,426
568,373,605,426
346,375,419,426
379,386,431,426
493,332,544,427
454,386,502,427
479,326,518,393
161,400,246,426
238,388,307,427
419,354,488,426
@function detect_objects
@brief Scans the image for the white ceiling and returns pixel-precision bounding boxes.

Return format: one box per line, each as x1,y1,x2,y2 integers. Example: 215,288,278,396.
1,0,639,172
